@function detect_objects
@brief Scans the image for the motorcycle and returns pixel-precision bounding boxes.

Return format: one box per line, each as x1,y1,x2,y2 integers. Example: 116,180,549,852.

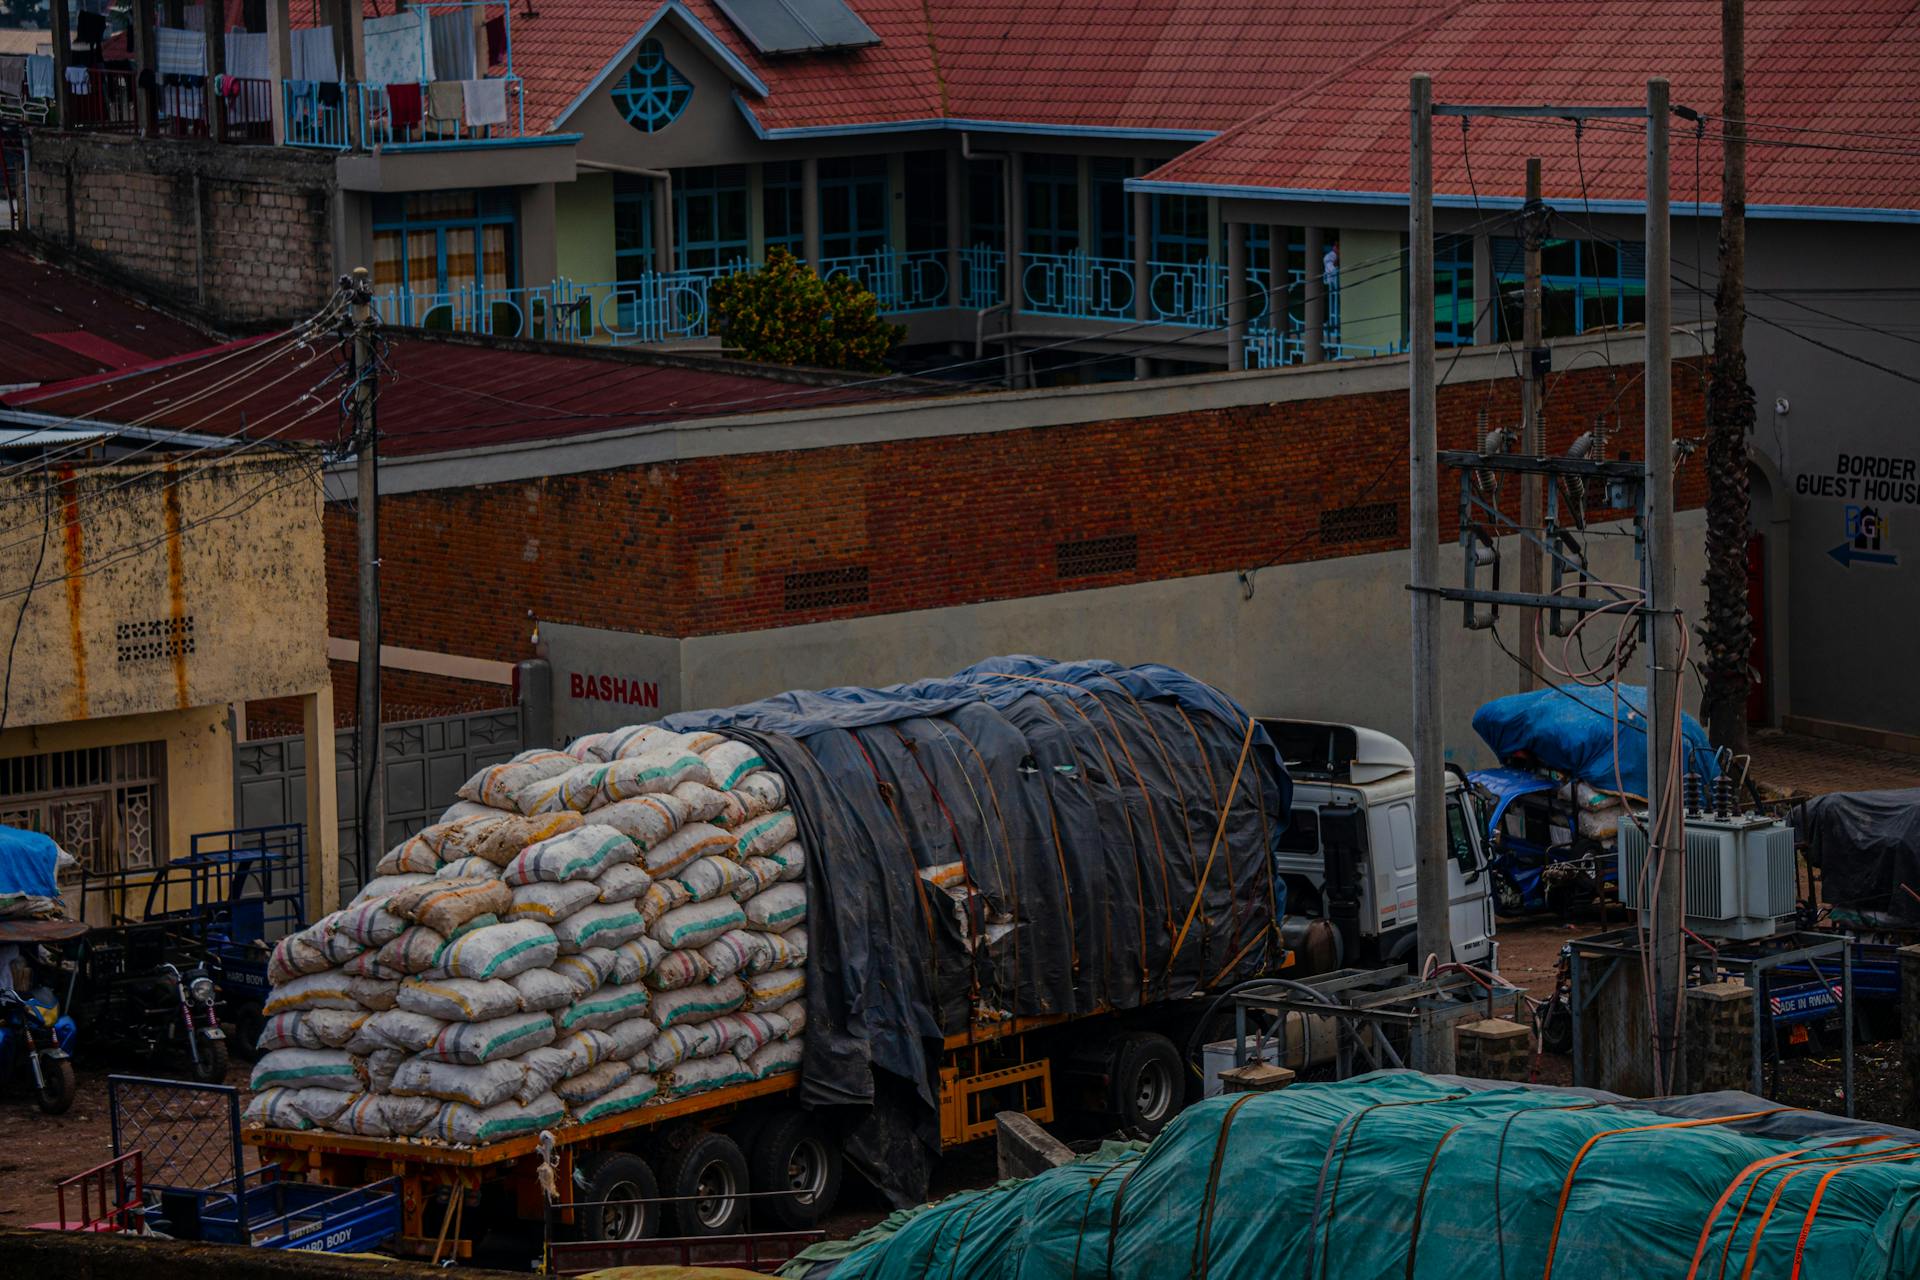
0,921,84,1114
157,960,230,1083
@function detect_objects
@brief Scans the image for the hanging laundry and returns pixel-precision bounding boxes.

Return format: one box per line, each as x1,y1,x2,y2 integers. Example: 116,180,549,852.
485,15,508,66
365,10,430,87
427,79,463,126
386,81,423,128
461,77,506,128
27,53,54,100
64,65,91,95
317,81,343,109
75,10,107,45
182,3,205,32
155,26,208,78
224,31,270,82
290,26,338,83
0,55,26,99
430,11,477,83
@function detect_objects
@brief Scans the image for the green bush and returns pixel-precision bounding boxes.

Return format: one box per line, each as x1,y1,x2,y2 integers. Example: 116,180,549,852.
708,249,904,372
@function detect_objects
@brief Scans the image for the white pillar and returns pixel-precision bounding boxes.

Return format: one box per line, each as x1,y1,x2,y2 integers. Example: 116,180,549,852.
303,683,341,916
267,0,292,144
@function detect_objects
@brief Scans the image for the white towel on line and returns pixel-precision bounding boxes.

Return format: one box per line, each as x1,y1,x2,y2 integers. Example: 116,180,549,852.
461,77,506,127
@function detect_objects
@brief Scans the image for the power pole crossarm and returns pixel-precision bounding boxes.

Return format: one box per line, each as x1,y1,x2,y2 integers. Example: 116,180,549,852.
350,268,384,879
1409,75,1453,990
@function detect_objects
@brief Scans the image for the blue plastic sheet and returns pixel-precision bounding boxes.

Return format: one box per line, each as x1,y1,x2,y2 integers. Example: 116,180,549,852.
1472,682,1719,798
0,825,61,899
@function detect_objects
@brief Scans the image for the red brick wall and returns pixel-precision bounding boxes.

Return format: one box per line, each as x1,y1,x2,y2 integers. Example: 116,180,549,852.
323,360,1707,714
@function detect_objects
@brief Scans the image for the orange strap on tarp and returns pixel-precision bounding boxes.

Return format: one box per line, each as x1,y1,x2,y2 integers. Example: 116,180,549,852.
1542,1108,1794,1280
1734,1143,1920,1280
1684,1137,1891,1280
1789,1148,1920,1279
1170,712,1259,966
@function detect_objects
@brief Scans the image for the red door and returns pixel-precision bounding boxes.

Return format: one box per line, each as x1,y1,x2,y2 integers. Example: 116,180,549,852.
1746,533,1768,724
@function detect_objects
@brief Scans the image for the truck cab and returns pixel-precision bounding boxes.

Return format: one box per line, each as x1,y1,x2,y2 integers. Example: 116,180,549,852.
1261,719,1496,971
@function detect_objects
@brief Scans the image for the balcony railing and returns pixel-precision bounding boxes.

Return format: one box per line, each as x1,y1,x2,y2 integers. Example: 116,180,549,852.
358,77,526,147
282,80,353,149
216,77,275,143
65,67,139,133
375,255,1384,367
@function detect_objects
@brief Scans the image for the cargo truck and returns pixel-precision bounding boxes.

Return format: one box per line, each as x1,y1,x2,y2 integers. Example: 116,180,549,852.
249,661,1494,1259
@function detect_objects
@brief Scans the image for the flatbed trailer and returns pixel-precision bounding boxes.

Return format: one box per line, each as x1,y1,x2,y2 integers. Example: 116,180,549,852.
247,1002,1228,1258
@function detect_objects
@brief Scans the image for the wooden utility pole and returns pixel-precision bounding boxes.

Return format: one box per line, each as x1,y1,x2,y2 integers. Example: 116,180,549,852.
1701,0,1757,752
1644,79,1684,1094
1517,157,1546,688
1408,74,1452,984
350,268,384,877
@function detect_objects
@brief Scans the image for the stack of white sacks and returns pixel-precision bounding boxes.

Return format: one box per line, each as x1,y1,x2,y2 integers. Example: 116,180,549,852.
246,726,808,1147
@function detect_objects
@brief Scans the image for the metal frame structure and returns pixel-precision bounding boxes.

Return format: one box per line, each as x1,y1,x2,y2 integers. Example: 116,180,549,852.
1567,927,1856,1113
1228,968,1525,1081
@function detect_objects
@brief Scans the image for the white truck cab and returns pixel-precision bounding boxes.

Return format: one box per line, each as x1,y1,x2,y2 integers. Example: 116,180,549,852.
1260,719,1496,971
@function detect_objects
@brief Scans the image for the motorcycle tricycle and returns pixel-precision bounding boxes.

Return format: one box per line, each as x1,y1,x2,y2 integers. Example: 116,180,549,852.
0,918,84,1113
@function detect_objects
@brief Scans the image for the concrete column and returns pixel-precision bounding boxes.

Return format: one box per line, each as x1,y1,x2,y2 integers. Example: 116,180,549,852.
519,182,557,289
1074,154,1091,253
944,147,963,309
995,1111,1073,1180
1684,980,1756,1094
800,156,821,269
886,151,907,256
204,0,227,143
745,163,766,262
1226,220,1248,370
303,683,341,917
654,173,674,274
1007,150,1026,385
1303,225,1326,363
266,0,292,144
1472,230,1494,344
49,0,72,126
1132,159,1150,379
131,0,157,136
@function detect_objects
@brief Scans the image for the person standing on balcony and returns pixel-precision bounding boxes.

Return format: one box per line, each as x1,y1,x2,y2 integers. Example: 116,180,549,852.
1322,240,1339,293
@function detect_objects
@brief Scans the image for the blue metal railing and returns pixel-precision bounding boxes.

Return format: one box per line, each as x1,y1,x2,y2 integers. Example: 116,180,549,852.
818,248,950,314
357,77,526,147
281,80,352,149
959,247,1005,309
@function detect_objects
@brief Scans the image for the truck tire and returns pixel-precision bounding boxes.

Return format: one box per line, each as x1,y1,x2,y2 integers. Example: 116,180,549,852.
575,1151,660,1242
749,1110,843,1230
1109,1031,1183,1136
664,1130,749,1236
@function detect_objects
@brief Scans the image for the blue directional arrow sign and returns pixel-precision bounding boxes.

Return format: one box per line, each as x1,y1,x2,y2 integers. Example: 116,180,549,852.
1829,542,1900,569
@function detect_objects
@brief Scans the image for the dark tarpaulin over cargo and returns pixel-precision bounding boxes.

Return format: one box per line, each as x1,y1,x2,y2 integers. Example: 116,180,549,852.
665,657,1290,1203
1794,788,1920,925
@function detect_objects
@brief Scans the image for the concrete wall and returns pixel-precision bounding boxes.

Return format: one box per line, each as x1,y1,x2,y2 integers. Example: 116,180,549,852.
0,703,233,864
669,510,1710,770
0,453,330,729
1740,219,1920,738
25,132,338,326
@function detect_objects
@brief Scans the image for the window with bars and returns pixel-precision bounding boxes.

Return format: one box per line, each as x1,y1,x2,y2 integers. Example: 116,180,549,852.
0,742,166,873
784,566,870,611
1319,502,1399,545
1056,533,1138,578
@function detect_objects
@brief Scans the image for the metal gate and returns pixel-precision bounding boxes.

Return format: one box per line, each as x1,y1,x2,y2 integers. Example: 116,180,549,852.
233,707,521,899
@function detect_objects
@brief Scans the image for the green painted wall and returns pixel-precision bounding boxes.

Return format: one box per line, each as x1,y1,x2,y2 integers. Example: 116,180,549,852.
557,172,617,285
1337,228,1405,355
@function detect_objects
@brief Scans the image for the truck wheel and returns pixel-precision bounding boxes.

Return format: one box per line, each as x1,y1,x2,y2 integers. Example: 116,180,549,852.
665,1131,748,1236
749,1111,843,1230
1110,1032,1183,1136
575,1151,659,1242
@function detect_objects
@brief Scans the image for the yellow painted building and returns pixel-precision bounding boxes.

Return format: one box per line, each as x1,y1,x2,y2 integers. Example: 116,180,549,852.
0,450,340,916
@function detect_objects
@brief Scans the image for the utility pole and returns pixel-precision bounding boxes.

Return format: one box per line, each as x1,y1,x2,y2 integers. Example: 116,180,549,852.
1701,0,1756,753
349,268,384,876
1643,78,1684,1093
1408,74,1452,981
1516,157,1546,689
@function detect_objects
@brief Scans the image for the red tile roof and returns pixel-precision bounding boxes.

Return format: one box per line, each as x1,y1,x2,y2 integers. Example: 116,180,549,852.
508,0,1458,137
0,248,217,391
1,333,910,458
1139,0,1920,215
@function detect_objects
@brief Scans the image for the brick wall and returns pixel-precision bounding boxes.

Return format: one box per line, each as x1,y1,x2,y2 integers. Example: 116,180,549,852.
326,358,1708,715
27,132,336,327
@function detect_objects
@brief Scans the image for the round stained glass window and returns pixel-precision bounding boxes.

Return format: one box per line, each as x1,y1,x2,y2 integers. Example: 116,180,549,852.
614,39,692,133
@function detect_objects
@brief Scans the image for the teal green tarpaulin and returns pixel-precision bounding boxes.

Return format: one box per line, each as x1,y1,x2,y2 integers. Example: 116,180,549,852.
789,1073,1920,1279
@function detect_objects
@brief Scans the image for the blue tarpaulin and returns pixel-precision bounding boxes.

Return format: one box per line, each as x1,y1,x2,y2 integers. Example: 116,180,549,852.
0,825,61,899
1472,683,1720,799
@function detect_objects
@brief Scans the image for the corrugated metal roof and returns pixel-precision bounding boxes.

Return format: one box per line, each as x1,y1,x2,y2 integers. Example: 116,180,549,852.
1140,0,1920,214
0,248,219,391
1,333,914,459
